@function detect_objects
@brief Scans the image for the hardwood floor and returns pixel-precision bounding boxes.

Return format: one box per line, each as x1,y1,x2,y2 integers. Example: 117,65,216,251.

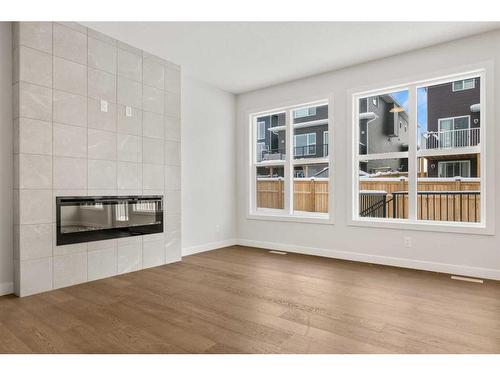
1,245,499,353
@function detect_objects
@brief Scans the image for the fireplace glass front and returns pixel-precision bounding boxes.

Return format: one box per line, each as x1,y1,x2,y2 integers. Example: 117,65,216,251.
56,196,163,245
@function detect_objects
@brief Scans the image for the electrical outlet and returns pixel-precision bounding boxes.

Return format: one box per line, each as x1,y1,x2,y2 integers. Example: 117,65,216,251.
215,225,220,233
404,236,412,248
100,99,108,113
125,106,132,117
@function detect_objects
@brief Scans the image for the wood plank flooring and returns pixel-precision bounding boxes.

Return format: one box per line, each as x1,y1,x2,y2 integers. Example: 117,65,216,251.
1,245,499,353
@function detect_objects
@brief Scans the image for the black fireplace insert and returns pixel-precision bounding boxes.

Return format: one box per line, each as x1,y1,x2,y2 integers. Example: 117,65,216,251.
56,196,164,245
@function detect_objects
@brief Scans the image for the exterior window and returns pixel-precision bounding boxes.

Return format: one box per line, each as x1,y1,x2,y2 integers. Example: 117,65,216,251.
452,78,475,92
323,131,329,156
294,133,316,156
257,121,266,140
251,101,330,218
354,72,483,226
437,116,471,148
293,106,317,119
438,161,471,178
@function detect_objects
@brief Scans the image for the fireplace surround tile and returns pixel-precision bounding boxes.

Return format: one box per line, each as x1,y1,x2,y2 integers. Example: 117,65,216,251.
53,251,87,289
13,22,182,296
88,246,117,282
53,23,87,65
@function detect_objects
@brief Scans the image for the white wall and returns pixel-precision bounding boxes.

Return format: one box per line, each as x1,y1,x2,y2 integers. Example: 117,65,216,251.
236,29,500,280
0,22,13,295
182,76,237,254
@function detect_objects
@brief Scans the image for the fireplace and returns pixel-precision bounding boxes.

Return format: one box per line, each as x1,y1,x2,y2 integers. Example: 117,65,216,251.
56,196,164,245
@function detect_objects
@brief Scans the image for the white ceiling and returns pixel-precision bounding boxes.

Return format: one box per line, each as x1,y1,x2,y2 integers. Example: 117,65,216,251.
82,22,500,94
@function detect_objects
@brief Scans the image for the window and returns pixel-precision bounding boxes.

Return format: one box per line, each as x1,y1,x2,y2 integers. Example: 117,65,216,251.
438,116,471,148
257,121,266,140
354,72,484,227
251,101,330,219
452,78,475,91
293,106,317,119
294,133,316,156
438,161,471,178
323,131,329,156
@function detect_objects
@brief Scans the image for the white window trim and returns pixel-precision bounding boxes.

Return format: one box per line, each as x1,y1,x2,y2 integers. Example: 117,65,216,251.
256,121,266,140
248,99,333,224
349,69,491,235
452,78,475,92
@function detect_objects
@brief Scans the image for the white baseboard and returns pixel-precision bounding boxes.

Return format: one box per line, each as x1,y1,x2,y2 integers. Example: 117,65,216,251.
0,281,14,296
236,239,500,281
182,239,238,257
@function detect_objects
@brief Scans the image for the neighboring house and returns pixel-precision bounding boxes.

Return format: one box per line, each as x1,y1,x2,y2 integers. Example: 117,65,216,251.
256,105,329,162
423,77,480,178
256,105,329,177
359,94,409,174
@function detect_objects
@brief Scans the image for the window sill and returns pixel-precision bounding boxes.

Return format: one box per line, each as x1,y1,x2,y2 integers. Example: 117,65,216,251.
348,217,493,235
247,211,333,225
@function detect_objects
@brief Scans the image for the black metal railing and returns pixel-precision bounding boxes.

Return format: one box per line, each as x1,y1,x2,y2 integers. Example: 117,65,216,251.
359,191,388,218
293,144,329,158
359,191,480,222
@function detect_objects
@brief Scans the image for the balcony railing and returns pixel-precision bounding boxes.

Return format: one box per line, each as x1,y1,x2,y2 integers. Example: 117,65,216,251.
421,128,480,150
293,144,329,158
258,144,329,162
259,148,286,162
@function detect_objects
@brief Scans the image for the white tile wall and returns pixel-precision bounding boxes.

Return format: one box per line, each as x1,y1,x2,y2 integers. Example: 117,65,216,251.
143,240,165,268
17,46,52,87
118,48,142,81
53,23,87,65
88,37,117,74
53,252,87,289
53,123,87,157
53,90,87,127
13,22,182,296
88,129,116,160
117,134,142,162
117,238,142,274
88,68,116,102
16,118,52,155
88,246,117,281
53,57,87,96
53,157,87,189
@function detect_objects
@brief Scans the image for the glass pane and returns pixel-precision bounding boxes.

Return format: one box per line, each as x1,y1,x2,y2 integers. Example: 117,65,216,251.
293,104,328,160
417,76,481,222
60,200,161,234
358,90,409,156
293,163,328,213
256,166,285,210
293,103,329,214
255,112,286,162
358,158,409,219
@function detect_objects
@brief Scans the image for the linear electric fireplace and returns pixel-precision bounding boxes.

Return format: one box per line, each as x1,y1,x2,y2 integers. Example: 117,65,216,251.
56,196,164,245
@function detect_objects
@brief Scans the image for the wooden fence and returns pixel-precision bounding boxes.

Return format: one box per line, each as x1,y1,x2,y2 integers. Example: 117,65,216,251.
256,178,328,212
360,178,480,222
256,177,480,221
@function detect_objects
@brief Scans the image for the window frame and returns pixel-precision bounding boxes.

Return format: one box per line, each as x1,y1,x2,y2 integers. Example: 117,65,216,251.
349,69,490,234
248,99,333,224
